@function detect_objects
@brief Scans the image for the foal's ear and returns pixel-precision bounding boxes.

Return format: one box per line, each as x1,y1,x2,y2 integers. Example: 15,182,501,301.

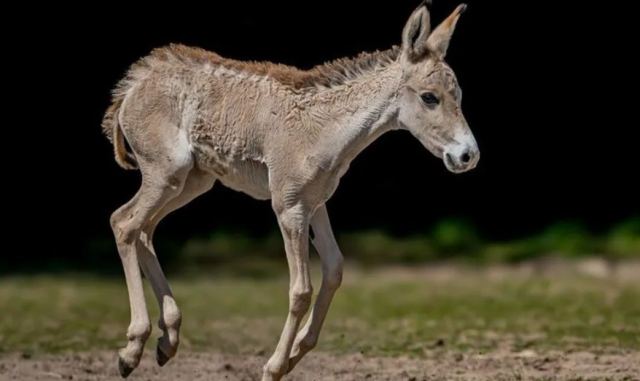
401,1,432,62
426,3,467,59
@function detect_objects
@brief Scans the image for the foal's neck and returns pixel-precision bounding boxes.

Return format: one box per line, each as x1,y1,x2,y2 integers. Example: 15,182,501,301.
309,62,403,171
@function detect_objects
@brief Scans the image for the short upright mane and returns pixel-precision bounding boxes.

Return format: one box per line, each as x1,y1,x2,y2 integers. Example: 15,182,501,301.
149,43,401,89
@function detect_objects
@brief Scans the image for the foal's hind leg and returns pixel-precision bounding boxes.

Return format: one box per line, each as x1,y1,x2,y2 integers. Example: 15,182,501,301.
110,157,192,377
137,168,216,366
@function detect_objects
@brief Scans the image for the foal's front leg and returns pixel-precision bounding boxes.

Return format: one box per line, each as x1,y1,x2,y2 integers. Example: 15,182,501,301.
288,204,343,371
262,201,313,381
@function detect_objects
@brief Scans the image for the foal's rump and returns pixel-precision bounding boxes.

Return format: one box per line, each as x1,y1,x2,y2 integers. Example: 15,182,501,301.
101,48,201,172
100,44,272,192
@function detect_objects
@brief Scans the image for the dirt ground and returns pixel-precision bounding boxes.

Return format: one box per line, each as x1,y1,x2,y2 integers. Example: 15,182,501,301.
1,350,639,381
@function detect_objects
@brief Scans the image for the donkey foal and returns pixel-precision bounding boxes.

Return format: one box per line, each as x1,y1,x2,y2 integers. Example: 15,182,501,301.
103,3,477,380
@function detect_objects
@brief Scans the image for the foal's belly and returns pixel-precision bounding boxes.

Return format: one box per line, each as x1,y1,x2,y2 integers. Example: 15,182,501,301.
216,159,271,200
191,142,271,200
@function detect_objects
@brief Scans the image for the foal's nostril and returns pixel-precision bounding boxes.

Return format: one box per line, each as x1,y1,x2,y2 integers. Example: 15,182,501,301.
461,151,471,164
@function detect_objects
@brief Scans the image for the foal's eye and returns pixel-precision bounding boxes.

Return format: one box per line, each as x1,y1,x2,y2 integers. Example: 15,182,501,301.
420,92,440,106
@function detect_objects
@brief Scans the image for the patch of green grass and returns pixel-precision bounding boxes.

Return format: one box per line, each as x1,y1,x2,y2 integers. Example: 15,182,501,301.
1,268,638,357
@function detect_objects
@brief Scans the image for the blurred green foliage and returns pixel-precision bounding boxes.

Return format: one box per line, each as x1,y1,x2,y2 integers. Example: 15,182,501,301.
430,218,480,254
3,218,639,274
174,217,640,269
606,218,640,258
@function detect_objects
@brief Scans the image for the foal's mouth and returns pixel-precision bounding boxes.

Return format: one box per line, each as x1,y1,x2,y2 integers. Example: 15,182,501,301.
444,152,476,174
444,153,461,173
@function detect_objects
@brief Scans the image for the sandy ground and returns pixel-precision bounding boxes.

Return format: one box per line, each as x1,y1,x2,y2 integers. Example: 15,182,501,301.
1,350,639,381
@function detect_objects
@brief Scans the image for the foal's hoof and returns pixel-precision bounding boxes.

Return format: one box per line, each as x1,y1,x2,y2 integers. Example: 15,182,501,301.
156,345,171,367
118,357,135,378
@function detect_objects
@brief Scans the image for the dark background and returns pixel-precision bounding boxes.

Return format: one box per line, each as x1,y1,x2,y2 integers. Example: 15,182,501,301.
10,1,637,263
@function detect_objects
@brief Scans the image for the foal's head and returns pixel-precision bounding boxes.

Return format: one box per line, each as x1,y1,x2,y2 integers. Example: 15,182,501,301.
396,2,479,173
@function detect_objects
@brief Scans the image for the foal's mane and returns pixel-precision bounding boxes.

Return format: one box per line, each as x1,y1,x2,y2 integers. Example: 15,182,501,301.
149,43,401,89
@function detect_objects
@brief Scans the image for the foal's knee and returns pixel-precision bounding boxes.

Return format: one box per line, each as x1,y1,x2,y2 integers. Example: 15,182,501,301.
289,286,313,316
110,209,139,246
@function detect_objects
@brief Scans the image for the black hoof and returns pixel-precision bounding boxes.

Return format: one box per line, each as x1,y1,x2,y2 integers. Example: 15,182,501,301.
156,345,171,367
118,357,134,378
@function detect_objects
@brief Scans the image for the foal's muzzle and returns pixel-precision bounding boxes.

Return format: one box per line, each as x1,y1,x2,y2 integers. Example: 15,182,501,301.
444,143,479,173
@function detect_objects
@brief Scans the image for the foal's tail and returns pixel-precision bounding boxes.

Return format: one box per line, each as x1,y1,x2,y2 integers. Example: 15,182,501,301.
101,96,138,170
